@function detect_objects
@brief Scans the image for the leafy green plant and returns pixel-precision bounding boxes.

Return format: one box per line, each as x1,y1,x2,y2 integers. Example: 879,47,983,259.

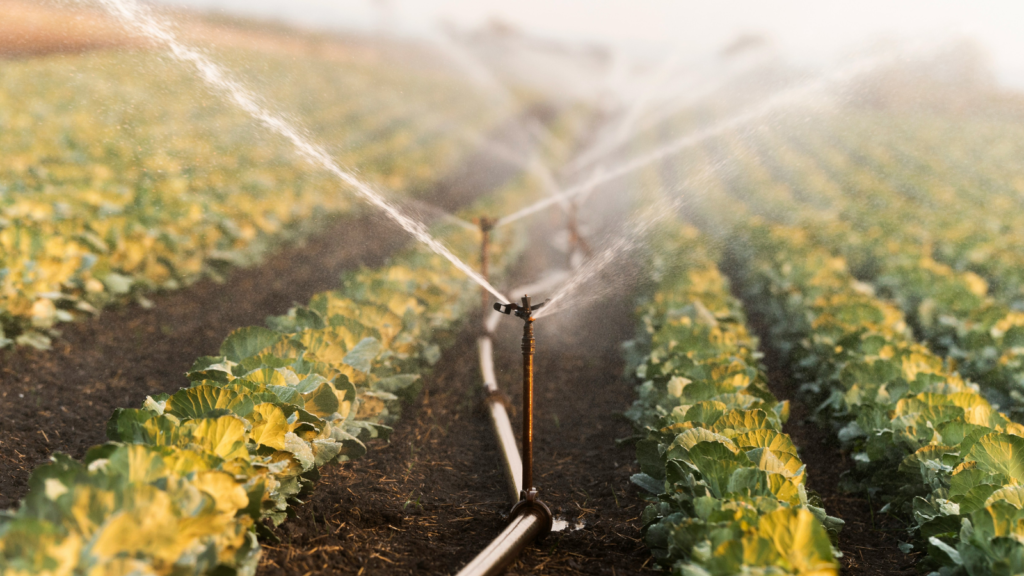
0,47,499,348
733,220,1024,574
625,222,840,576
0,162,550,574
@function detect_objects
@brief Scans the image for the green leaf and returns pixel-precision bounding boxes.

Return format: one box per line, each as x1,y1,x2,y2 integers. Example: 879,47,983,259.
325,429,367,461
985,485,1024,509
757,507,838,573
950,468,1003,514
189,415,249,460
106,408,155,443
636,439,664,479
375,374,420,393
928,536,962,565
103,272,133,295
301,383,340,418
311,440,343,467
683,401,728,426
727,466,767,496
267,384,303,406
966,433,1024,483
294,374,329,394
937,419,991,448
668,428,736,454
283,432,315,470
166,384,255,420
220,326,283,363
343,337,382,373
733,429,798,456
687,441,751,498
630,473,665,495
188,355,231,373
344,421,391,441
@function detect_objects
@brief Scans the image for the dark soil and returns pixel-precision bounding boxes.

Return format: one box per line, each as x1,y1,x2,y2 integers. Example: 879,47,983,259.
257,131,657,575
0,109,545,510
738,299,923,575
257,261,657,575
0,213,406,510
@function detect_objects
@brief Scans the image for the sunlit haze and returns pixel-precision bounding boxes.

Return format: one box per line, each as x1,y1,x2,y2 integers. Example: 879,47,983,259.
155,0,1024,88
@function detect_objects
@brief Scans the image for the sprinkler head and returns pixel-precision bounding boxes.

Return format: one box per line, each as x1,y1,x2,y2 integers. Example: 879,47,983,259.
493,299,547,319
476,215,495,232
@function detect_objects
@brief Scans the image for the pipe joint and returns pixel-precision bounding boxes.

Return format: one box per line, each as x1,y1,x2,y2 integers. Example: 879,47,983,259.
509,490,553,539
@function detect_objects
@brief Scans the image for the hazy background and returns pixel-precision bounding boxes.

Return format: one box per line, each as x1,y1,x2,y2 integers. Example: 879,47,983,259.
153,0,1024,89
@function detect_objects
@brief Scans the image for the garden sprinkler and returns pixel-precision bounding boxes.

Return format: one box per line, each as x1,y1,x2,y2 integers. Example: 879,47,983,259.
493,295,553,535
566,201,592,268
477,216,495,331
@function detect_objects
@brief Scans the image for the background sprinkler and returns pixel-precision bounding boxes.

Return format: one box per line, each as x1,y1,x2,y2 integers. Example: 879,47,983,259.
477,216,495,331
566,200,592,267
493,295,553,535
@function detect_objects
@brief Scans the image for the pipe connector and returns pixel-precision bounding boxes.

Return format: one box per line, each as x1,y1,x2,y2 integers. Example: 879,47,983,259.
508,489,553,539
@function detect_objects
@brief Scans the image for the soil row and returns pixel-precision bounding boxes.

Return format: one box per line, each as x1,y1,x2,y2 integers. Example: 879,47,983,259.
257,251,656,575
728,274,920,576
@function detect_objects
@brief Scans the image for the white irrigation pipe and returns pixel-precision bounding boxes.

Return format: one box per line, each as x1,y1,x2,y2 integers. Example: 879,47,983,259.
455,509,550,576
478,335,522,503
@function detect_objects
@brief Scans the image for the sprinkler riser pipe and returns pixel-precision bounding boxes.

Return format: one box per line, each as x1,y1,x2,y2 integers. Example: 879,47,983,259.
566,201,591,266
491,294,552,533
521,312,535,493
481,228,490,326
478,216,494,333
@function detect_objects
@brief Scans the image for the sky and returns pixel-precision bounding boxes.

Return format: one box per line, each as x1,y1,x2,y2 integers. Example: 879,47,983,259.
154,0,1024,89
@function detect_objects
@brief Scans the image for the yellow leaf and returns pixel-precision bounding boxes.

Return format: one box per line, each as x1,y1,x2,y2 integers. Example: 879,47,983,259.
249,403,288,450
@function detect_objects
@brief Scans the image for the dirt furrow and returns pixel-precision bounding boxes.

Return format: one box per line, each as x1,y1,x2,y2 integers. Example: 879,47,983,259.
729,276,920,576
257,280,655,575
0,213,406,510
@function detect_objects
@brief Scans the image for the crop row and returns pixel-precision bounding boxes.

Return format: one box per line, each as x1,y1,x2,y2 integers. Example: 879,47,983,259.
788,114,1024,310
703,119,1024,421
0,48,499,348
624,217,841,575
731,220,1024,574
626,81,1024,573
0,151,546,575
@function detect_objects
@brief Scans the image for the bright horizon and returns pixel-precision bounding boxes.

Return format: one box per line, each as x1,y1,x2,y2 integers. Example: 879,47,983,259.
153,0,1024,89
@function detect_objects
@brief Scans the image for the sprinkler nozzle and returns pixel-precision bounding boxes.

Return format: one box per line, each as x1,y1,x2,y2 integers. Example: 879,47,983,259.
493,299,546,319
476,215,495,233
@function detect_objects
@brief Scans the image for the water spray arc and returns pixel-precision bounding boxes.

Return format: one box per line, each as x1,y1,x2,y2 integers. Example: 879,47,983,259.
91,0,508,303
492,43,935,235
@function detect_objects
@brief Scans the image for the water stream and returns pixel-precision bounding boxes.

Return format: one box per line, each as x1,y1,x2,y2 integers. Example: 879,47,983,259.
91,0,509,302
495,42,933,231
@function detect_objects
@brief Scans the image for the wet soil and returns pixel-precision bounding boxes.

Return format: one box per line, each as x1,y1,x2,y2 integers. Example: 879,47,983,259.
736,295,923,575
0,213,406,510
257,270,656,576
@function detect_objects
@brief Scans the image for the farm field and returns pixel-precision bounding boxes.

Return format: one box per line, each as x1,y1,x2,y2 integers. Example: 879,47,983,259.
5,2,1024,576
0,0,502,349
